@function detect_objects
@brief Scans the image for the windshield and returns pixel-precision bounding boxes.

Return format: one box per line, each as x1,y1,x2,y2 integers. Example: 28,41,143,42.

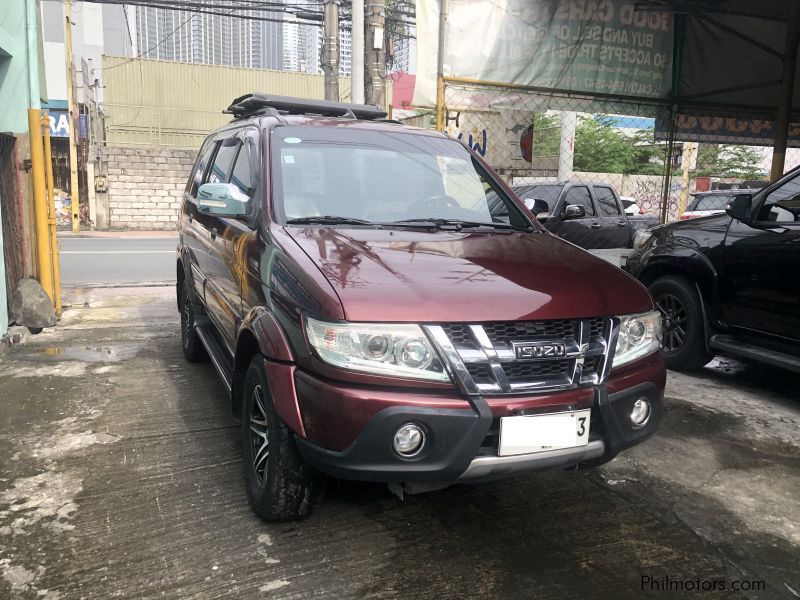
271,126,530,228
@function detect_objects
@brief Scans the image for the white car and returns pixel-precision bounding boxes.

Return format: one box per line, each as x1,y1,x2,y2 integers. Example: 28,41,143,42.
620,196,642,215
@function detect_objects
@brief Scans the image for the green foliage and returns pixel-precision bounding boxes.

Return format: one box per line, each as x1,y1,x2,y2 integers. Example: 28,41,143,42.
573,116,663,175
695,144,764,179
530,113,560,158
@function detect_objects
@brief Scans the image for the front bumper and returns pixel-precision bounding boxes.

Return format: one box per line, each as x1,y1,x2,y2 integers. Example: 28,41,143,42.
291,352,665,486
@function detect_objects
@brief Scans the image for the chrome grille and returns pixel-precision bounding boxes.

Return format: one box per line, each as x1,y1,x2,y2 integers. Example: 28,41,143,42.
425,318,614,395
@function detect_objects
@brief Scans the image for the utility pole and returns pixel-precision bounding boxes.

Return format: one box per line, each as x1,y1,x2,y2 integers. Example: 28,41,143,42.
322,0,340,101
557,112,577,181
65,1,81,233
365,0,386,107
351,0,365,104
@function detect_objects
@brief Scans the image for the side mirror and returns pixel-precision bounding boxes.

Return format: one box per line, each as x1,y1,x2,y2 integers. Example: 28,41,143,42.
528,198,550,216
725,194,752,222
197,182,249,218
563,204,586,220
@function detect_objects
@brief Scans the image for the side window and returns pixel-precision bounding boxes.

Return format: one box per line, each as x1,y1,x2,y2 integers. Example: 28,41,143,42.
595,187,622,216
207,137,240,184
189,141,215,198
563,186,595,217
230,138,255,196
758,174,800,223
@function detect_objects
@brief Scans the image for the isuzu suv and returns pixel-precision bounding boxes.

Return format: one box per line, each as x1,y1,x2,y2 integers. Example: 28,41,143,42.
177,94,666,521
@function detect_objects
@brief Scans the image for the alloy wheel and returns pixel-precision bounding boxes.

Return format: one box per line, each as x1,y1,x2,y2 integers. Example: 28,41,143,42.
655,293,688,353
250,385,270,486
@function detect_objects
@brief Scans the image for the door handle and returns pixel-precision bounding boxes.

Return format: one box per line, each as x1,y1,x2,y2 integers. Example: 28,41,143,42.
617,221,627,226
591,223,601,229
210,227,217,240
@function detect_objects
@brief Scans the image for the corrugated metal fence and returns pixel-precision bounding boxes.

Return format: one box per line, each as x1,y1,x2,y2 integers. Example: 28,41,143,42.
100,56,391,148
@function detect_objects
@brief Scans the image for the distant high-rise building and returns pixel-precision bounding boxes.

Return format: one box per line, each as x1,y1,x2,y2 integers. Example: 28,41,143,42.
133,3,284,70
391,36,416,74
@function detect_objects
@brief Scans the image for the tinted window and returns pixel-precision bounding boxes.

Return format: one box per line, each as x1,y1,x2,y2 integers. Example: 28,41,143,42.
230,140,254,196
208,138,240,184
272,127,529,228
563,186,595,217
758,175,800,223
189,141,215,197
595,187,621,216
515,185,563,213
692,194,731,211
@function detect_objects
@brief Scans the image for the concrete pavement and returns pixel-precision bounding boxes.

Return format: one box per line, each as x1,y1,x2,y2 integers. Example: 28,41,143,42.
0,287,798,598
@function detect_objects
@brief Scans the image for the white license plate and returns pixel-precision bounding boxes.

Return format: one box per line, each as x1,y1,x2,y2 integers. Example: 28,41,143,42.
498,409,591,456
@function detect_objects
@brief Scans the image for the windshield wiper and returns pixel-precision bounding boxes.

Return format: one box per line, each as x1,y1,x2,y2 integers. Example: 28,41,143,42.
286,216,377,226
387,218,530,231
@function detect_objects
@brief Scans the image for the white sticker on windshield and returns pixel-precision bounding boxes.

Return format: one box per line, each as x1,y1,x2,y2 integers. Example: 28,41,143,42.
285,137,302,144
283,155,295,164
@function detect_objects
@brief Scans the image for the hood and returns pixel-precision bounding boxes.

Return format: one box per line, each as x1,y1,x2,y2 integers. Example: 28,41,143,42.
288,228,653,322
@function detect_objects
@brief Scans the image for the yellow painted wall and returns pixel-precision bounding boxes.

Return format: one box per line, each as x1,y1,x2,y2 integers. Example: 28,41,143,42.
100,55,390,148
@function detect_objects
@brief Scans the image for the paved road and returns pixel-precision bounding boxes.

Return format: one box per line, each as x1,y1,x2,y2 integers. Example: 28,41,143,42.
0,288,798,598
59,236,176,286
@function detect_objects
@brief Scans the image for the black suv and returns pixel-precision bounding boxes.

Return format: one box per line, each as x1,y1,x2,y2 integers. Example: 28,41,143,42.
628,167,800,372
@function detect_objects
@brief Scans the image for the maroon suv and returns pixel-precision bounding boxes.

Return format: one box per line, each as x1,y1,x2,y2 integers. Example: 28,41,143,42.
177,94,666,521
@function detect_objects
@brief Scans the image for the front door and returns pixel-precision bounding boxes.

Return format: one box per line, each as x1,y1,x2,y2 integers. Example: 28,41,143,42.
548,186,601,249
719,175,800,341
182,140,216,301
204,130,260,349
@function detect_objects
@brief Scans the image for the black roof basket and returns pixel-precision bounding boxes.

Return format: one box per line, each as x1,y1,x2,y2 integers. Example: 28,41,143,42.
224,93,388,121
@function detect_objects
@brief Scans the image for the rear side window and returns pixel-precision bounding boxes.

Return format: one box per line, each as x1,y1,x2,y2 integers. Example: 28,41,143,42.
208,138,240,184
563,186,595,216
189,141,215,198
595,187,621,216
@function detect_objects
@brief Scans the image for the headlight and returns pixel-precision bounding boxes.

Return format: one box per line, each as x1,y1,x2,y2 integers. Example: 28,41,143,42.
633,229,653,250
305,317,449,381
613,311,662,368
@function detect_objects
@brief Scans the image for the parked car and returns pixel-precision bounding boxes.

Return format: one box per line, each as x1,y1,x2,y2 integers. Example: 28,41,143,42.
680,189,758,220
620,196,642,215
512,182,658,249
628,175,800,372
177,94,666,521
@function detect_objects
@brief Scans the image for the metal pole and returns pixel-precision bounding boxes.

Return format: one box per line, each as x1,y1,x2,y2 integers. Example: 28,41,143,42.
660,108,677,225
677,141,694,218
65,1,81,232
41,112,62,317
322,0,340,101
352,0,365,104
435,0,448,130
365,0,386,106
28,109,54,305
770,8,800,182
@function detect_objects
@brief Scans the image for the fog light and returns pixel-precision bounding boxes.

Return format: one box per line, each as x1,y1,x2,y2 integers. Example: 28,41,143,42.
393,423,425,457
630,398,651,428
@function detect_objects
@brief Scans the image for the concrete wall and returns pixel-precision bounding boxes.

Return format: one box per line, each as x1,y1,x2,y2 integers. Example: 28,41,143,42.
99,146,196,230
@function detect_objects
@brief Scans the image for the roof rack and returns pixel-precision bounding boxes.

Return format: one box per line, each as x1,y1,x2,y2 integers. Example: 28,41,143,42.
224,93,388,121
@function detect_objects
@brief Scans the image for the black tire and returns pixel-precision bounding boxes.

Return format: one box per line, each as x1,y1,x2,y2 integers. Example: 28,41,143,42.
242,355,325,521
649,275,714,371
180,279,207,362
28,327,43,335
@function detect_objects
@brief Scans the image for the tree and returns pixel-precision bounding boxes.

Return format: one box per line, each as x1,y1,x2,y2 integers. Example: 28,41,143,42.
573,116,662,175
695,144,764,179
530,113,560,158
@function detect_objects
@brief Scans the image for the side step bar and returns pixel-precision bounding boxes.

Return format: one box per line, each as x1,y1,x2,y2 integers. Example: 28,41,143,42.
709,334,800,373
195,323,234,392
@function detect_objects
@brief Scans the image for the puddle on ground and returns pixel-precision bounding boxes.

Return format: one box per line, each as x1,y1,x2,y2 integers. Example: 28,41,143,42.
23,344,140,363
